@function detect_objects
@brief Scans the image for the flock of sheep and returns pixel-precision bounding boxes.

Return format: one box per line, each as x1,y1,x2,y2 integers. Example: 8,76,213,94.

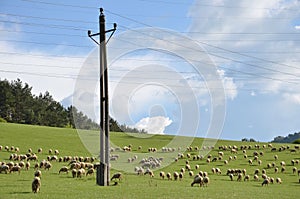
0,142,300,194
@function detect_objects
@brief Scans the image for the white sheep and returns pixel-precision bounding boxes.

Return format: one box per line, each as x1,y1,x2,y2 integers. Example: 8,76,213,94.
276,177,282,184
25,162,30,170
166,172,172,180
76,168,85,178
274,155,278,160
179,172,184,181
159,171,165,179
248,159,253,165
173,172,179,180
34,170,42,178
244,175,250,181
86,168,95,176
237,173,243,182
229,173,234,181
254,174,259,181
32,177,41,193
275,167,279,173
203,176,210,186
37,148,42,153
189,170,194,177
71,169,77,178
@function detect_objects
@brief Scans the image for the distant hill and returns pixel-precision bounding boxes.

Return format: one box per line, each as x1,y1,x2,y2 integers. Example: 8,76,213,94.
271,132,300,143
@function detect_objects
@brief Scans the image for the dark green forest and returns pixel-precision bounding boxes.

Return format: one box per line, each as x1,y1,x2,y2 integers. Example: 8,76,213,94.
0,79,99,129
0,79,146,133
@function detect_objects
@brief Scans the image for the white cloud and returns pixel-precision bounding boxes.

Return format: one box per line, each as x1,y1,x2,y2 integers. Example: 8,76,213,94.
188,0,300,101
133,116,172,134
295,25,300,30
283,93,300,104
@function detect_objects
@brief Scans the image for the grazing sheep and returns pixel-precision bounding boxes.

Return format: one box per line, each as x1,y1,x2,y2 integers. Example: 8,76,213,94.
86,168,95,176
237,173,243,182
275,167,279,173
71,169,77,178
179,172,184,181
244,154,248,159
276,177,282,184
189,171,194,177
248,159,253,165
211,168,216,174
37,148,42,154
280,161,286,167
185,164,191,171
242,169,246,176
281,167,286,173
270,177,274,184
54,150,59,155
111,172,122,181
258,160,262,166
180,168,185,173
44,162,52,170
291,160,295,166
262,178,270,186
195,165,199,170
59,166,69,174
0,165,9,174
229,173,234,181
34,163,39,170
262,174,267,180
224,160,228,165
274,155,278,160
76,168,85,178
262,169,266,175
166,172,172,180
32,177,41,193
173,172,179,180
191,175,203,187
159,171,165,179
0,145,2,151
10,165,21,174
244,175,250,181
203,176,210,186
25,162,30,170
144,168,154,178
254,174,259,181
34,170,42,178
254,169,260,175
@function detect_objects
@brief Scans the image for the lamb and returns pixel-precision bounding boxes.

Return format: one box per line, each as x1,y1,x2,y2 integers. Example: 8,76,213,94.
59,166,69,174
111,172,122,181
159,171,165,179
262,178,270,186
32,177,41,193
191,175,203,187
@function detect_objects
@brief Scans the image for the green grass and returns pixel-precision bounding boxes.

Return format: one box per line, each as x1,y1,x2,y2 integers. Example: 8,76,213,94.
0,123,300,199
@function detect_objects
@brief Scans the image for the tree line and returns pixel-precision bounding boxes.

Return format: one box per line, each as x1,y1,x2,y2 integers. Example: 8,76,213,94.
0,78,145,133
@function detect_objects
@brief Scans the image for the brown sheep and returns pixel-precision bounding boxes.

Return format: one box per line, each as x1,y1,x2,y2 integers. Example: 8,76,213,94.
111,172,122,181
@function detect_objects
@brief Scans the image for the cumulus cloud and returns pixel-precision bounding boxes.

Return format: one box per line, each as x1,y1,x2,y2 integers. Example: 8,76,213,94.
133,116,172,134
188,0,300,104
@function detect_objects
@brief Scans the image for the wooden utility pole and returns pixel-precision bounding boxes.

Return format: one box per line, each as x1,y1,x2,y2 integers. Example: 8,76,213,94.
88,8,116,186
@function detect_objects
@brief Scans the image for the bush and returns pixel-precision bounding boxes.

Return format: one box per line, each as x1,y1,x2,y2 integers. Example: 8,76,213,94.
293,139,300,144
0,117,7,123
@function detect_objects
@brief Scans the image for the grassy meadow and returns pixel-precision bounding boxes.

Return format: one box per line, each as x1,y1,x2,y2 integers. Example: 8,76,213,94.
0,122,299,199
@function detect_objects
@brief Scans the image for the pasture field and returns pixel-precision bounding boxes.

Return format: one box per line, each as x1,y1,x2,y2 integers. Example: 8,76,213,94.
0,122,299,199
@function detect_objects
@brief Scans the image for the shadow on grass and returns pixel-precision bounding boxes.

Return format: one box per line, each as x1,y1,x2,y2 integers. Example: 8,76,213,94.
10,191,31,194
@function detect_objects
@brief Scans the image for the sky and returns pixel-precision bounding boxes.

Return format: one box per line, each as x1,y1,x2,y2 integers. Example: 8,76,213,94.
1,0,300,142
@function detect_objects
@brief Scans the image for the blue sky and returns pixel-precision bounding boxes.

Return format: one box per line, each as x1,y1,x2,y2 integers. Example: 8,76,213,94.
1,0,300,142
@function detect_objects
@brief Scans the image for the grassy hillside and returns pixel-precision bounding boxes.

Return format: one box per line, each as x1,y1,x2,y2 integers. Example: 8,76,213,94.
0,123,299,199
